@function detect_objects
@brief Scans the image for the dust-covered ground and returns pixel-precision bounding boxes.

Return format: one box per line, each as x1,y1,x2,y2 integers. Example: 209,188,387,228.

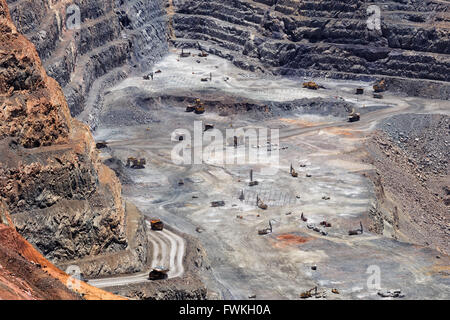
90,50,449,300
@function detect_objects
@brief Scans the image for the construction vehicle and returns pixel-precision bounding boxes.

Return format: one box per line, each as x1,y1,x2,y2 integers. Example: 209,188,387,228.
300,287,318,299
248,169,259,186
96,141,108,149
303,81,320,90
198,50,209,57
258,220,273,235
180,48,191,58
356,88,364,95
373,79,386,93
257,195,268,210
148,267,169,280
193,99,205,114
348,108,361,122
126,157,146,169
348,221,363,236
301,213,308,222
373,93,383,99
211,201,225,207
185,99,206,114
320,221,332,228
150,219,164,231
290,164,298,177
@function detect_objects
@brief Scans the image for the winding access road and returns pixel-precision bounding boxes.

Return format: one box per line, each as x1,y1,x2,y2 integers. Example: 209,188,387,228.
88,223,185,289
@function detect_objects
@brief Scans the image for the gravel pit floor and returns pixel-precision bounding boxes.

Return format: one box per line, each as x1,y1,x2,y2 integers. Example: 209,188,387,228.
92,51,450,300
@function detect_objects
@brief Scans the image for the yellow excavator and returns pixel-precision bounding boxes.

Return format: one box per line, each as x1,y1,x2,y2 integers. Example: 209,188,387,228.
373,79,386,93
186,98,205,114
126,157,146,169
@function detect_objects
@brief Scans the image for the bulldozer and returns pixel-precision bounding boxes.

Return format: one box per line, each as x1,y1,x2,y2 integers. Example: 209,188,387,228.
148,267,169,280
348,108,361,123
373,79,387,93
150,219,164,231
303,81,319,90
126,157,146,169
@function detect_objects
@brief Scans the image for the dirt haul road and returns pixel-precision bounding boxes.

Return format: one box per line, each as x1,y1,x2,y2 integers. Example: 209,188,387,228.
88,225,185,288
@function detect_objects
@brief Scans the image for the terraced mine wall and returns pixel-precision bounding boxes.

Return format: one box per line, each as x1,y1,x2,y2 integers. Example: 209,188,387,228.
6,0,169,127
172,0,450,98
0,0,148,277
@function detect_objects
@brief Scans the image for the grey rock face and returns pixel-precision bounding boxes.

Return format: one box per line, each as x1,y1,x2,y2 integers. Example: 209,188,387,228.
172,0,450,98
7,0,169,122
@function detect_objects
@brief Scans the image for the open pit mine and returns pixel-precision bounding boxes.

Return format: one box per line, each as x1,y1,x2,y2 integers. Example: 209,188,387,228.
0,0,448,301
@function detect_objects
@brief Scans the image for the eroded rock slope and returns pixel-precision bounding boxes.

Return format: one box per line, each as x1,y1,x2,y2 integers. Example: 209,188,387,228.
0,0,147,277
172,0,450,98
6,0,169,127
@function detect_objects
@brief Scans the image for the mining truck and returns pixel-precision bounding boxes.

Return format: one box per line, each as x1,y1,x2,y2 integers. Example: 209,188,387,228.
149,267,169,280
303,81,319,90
373,93,383,99
150,219,164,231
96,141,108,149
348,109,361,122
126,157,146,169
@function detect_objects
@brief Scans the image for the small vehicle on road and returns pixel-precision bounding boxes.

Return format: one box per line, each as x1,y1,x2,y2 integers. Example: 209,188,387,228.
149,267,169,280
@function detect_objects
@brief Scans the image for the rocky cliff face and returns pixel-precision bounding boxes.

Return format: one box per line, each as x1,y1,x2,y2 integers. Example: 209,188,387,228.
6,0,169,128
172,0,450,98
0,0,147,273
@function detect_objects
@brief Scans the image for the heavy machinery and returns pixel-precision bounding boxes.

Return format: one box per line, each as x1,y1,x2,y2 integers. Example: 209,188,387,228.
126,157,146,169
348,108,361,122
258,220,273,235
211,201,225,207
248,169,259,186
290,164,298,177
198,50,209,57
148,267,169,280
373,79,386,93
373,93,383,99
257,195,268,210
303,81,319,90
96,141,108,149
180,48,191,58
185,98,205,114
150,219,164,231
204,124,214,132
348,221,363,236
